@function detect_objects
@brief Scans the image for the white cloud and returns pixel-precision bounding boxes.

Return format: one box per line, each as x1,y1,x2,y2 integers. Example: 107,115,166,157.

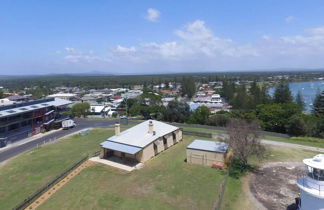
145,8,160,22
59,21,324,73
285,16,296,23
62,48,109,63
262,35,271,40
115,45,136,53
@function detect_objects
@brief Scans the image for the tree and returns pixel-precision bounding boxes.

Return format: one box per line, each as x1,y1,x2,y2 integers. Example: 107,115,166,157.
188,105,210,124
256,103,299,133
230,84,251,109
71,102,90,118
226,120,265,169
313,91,324,117
286,115,308,136
207,113,230,127
162,101,191,123
249,80,262,107
273,82,293,104
181,76,196,98
0,90,4,99
222,80,235,101
295,91,305,112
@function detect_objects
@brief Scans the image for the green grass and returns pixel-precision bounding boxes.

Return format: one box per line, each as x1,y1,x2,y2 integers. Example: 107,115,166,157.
181,125,324,148
0,131,224,210
264,135,324,148
39,135,224,210
181,126,227,134
0,128,114,210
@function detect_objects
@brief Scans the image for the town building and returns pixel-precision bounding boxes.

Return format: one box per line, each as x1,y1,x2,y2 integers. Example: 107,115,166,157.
47,93,78,101
186,139,229,167
0,98,71,147
100,120,182,163
297,154,324,209
89,104,116,118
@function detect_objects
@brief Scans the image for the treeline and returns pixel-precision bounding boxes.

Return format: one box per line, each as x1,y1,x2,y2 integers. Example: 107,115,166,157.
221,81,324,138
121,81,324,138
1,71,324,91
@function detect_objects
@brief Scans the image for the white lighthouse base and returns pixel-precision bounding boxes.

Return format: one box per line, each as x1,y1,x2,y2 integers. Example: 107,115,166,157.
300,189,324,210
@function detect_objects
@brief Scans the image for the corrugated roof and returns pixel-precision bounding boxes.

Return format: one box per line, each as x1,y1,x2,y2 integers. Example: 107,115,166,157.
187,140,229,153
103,120,179,148
0,98,71,118
100,141,142,155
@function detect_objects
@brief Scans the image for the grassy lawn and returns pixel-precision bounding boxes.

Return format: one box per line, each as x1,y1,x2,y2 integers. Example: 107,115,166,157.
221,146,318,210
39,135,225,210
181,126,227,134
264,135,324,148
0,128,114,210
181,126,324,148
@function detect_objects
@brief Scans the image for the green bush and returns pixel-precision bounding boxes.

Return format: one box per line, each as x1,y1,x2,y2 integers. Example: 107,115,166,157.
290,136,324,143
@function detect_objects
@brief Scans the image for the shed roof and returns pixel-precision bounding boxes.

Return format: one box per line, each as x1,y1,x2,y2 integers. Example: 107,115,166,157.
187,140,228,153
102,120,179,148
101,141,142,155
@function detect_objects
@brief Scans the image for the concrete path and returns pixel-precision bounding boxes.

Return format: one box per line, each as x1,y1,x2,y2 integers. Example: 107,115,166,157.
24,160,95,210
89,156,144,172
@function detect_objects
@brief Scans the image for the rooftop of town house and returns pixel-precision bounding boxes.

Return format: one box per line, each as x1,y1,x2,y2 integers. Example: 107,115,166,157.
102,120,179,148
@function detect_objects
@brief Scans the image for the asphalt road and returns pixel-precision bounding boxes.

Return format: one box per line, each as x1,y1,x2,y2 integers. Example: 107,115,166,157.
0,118,120,163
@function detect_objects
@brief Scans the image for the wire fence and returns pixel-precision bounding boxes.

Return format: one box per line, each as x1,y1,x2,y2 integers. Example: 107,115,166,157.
182,130,213,138
13,154,92,210
214,169,230,210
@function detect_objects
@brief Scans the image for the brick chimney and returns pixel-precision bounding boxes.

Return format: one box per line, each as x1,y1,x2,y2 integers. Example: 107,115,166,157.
148,120,154,134
115,123,120,136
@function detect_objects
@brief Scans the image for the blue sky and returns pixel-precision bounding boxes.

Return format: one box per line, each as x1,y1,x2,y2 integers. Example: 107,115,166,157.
1,0,324,75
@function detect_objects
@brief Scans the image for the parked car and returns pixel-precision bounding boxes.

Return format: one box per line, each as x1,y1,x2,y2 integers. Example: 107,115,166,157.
62,119,76,130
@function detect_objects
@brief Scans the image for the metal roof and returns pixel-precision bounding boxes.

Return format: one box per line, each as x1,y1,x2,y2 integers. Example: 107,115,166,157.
103,120,179,148
100,141,142,155
0,98,71,118
187,140,229,153
303,154,324,170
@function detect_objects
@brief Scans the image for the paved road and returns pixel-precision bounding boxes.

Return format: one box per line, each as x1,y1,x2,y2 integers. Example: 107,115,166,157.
261,139,324,153
0,119,119,163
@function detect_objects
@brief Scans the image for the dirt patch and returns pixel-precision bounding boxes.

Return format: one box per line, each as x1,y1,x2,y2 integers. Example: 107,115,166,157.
250,162,303,210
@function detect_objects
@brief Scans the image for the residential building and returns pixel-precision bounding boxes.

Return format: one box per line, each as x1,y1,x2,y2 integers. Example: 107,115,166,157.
100,120,182,163
47,93,78,101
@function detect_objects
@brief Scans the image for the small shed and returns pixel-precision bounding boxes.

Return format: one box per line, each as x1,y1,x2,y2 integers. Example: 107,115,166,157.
186,140,229,166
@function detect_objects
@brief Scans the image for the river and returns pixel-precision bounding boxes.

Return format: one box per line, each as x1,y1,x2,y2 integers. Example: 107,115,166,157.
268,80,324,112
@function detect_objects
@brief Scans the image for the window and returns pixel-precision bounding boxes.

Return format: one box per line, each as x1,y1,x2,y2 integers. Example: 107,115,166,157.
307,166,324,181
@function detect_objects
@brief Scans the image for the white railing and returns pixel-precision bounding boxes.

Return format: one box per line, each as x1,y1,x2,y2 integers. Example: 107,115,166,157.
297,173,324,196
